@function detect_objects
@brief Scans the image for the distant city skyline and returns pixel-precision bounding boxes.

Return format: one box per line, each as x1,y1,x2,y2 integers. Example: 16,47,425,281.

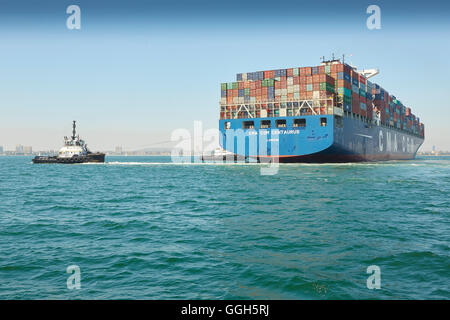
0,0,449,152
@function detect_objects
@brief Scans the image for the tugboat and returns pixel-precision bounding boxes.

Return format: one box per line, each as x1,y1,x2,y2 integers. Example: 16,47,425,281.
32,121,105,164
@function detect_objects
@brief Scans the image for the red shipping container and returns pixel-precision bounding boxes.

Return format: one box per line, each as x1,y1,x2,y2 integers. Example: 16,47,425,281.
301,67,312,76
313,83,320,91
250,82,256,89
306,76,313,84
313,74,320,83
233,89,238,96
344,64,352,74
287,68,294,77
238,82,244,89
299,76,307,83
326,74,334,85
293,76,300,85
255,81,261,89
318,66,325,74
352,99,360,114
300,84,307,92
331,64,338,73
359,75,366,85
367,104,373,119
256,88,261,96
264,71,271,78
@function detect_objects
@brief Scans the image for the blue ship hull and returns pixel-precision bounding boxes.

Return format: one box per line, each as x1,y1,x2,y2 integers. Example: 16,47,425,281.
219,115,424,163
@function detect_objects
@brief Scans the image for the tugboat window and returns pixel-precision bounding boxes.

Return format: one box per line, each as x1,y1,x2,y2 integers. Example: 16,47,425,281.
243,121,254,129
225,121,231,129
260,120,271,129
320,118,327,127
293,118,306,128
276,119,287,128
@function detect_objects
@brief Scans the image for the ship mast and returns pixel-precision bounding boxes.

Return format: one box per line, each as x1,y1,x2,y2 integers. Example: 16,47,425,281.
72,121,77,140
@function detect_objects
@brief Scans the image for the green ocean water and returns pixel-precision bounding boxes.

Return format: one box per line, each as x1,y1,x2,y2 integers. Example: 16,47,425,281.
0,155,449,299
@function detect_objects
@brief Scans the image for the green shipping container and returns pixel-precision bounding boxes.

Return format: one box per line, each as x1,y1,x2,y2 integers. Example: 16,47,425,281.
337,87,352,97
221,83,227,90
320,82,334,92
344,95,352,104
232,82,238,90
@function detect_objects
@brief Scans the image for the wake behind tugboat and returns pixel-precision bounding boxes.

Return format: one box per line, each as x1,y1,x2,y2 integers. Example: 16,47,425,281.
32,121,105,164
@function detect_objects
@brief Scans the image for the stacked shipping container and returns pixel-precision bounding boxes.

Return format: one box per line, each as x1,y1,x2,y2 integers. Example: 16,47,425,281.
220,63,424,137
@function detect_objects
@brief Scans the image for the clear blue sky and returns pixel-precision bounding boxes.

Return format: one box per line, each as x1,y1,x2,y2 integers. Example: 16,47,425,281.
0,0,449,151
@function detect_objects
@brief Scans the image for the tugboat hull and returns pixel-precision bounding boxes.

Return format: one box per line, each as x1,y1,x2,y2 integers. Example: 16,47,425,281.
32,153,105,164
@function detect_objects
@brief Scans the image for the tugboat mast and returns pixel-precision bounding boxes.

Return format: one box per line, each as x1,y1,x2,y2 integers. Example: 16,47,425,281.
72,121,77,140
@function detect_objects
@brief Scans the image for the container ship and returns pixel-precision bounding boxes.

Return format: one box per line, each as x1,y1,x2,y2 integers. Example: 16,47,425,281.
215,59,424,163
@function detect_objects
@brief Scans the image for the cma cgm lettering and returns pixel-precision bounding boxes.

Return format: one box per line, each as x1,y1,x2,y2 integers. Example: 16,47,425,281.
217,59,424,163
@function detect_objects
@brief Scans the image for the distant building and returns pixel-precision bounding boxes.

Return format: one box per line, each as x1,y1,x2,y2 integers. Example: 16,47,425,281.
0,146,3,154
115,146,123,155
24,146,33,154
15,145,24,154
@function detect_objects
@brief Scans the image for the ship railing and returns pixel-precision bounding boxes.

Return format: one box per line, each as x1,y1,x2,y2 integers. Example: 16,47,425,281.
219,98,342,119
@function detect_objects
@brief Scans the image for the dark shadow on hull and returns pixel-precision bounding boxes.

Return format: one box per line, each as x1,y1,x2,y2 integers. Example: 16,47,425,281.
32,153,105,164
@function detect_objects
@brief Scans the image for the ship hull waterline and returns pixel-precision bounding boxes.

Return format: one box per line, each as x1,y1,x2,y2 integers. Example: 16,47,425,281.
32,153,105,164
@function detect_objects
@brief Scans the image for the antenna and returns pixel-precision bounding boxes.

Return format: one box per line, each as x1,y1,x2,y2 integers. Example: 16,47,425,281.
332,53,335,60
342,54,345,64
72,121,76,140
